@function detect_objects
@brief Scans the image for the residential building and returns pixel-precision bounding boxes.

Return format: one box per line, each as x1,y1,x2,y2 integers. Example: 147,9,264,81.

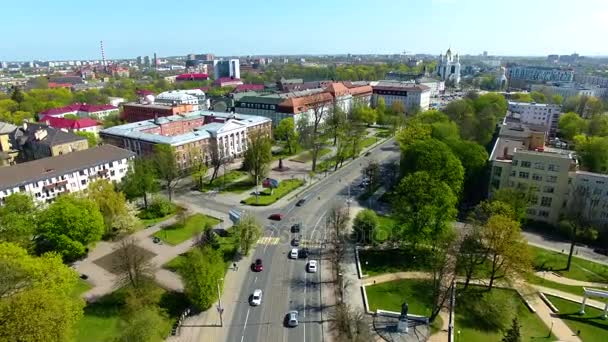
39,116,101,134
574,74,608,88
11,123,89,162
0,122,18,166
0,144,134,205
213,59,240,79
530,83,608,101
100,111,271,169
121,102,195,123
435,48,461,85
39,103,119,119
370,81,431,111
506,66,574,83
175,73,209,82
214,77,244,87
507,101,562,137
416,77,445,97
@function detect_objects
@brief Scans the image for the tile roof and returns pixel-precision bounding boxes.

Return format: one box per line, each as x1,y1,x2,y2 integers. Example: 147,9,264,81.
13,123,88,148
176,73,209,80
39,116,100,130
234,84,265,92
279,93,334,114
0,144,135,191
0,122,18,135
39,103,118,116
325,82,350,97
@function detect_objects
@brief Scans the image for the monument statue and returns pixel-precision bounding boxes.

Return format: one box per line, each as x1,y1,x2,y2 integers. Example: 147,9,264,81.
397,301,409,333
278,158,283,169
400,302,409,319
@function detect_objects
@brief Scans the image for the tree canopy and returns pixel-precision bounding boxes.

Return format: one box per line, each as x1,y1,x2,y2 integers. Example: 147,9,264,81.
0,193,37,248
181,246,225,310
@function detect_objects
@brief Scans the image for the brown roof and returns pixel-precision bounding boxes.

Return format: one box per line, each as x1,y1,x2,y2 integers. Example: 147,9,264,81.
325,82,350,97
278,93,334,114
0,144,135,191
347,85,373,96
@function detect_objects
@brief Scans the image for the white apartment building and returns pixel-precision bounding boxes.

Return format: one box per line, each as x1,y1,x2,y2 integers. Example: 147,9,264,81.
531,83,608,100
0,144,135,204
508,101,562,137
371,81,431,111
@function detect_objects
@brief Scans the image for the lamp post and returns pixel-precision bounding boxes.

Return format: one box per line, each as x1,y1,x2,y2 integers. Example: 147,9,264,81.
548,319,554,338
216,278,224,327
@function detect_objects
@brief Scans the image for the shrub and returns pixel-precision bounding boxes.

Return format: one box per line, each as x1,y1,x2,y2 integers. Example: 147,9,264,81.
140,196,175,219
458,289,516,331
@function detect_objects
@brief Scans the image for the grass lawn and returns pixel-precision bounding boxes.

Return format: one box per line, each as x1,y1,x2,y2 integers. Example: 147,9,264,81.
290,148,331,163
242,179,304,206
374,215,396,243
360,136,378,149
375,130,392,138
199,170,248,192
71,279,92,298
138,206,179,227
455,287,554,342
531,245,608,283
359,246,434,276
75,285,189,342
164,234,240,272
546,295,608,342
272,144,302,160
153,214,221,245
223,179,255,193
526,274,594,297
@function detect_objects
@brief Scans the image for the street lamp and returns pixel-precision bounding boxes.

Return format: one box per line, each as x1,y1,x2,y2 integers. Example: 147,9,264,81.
548,319,554,337
216,278,224,327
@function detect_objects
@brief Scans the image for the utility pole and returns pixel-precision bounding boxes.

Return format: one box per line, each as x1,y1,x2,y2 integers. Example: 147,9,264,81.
216,278,224,327
255,174,259,204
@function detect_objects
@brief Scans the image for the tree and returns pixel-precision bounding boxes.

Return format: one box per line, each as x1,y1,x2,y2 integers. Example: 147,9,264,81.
401,139,465,195
491,188,532,222
0,193,37,248
482,214,531,290
307,94,330,171
502,317,521,342
352,209,379,244
187,147,209,191
362,160,381,194
457,225,488,290
74,131,99,147
0,243,84,342
396,119,432,148
575,135,608,173
242,133,272,187
558,112,587,140
326,105,347,145
275,117,298,154
390,100,405,115
153,144,181,202
352,105,376,126
587,114,608,137
428,234,457,323
530,91,547,103
392,171,458,247
36,195,105,261
233,214,262,256
10,87,25,104
181,246,225,310
561,185,600,271
87,179,136,237
121,157,159,209
116,306,168,342
112,237,154,290
329,303,370,342
375,97,386,116
30,77,49,89
551,94,563,105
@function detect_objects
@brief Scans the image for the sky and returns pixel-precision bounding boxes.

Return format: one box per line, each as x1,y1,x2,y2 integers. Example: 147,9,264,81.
2,0,608,61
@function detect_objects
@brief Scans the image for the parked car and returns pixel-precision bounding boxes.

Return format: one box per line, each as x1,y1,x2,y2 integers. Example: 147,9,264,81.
252,258,263,272
291,223,301,233
250,289,262,306
296,199,306,206
307,260,318,273
286,310,299,327
291,237,300,246
269,213,284,221
289,248,299,259
298,248,310,259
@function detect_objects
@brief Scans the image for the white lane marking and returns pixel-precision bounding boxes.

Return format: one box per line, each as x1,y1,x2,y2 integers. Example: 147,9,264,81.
303,270,307,318
263,230,275,253
310,210,327,241
286,205,295,214
254,276,257,283
240,307,251,342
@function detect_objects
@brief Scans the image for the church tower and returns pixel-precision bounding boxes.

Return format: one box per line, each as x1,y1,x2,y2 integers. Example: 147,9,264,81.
436,48,461,85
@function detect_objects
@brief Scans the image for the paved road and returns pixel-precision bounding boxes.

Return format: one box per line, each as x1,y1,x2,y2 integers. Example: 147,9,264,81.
224,139,400,342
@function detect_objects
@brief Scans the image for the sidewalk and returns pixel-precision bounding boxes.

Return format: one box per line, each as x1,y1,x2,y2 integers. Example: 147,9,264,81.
534,271,608,288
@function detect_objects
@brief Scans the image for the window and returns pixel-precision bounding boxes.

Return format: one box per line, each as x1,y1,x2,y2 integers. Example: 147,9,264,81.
594,188,602,196
548,164,559,172
493,166,502,177
547,175,557,183
532,174,542,181
533,162,545,170
512,160,519,166
510,170,516,177
520,161,531,168
526,208,537,215
79,170,86,176
81,179,86,185
543,186,554,193
538,210,550,218
519,171,529,179
540,196,553,207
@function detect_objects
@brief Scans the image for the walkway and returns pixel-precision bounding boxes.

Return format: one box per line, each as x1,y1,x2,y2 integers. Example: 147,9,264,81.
534,271,608,288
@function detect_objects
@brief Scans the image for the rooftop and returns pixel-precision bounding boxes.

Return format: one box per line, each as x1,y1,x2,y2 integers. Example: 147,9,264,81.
371,80,431,92
40,103,118,116
0,122,17,135
0,144,135,191
39,116,100,130
175,73,208,80
13,122,87,147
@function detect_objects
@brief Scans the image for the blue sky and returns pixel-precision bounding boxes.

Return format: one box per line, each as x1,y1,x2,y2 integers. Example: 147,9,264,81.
3,0,607,61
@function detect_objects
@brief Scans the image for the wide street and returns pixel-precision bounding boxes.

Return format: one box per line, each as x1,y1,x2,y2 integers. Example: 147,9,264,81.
190,138,401,342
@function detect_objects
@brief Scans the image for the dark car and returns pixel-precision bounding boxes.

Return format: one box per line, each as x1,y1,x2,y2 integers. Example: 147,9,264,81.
291,223,301,233
252,258,263,272
269,213,284,221
291,237,300,246
364,151,372,156
298,248,309,258
295,199,306,206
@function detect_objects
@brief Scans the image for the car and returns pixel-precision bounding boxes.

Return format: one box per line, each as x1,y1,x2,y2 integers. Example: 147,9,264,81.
307,260,318,273
291,237,300,246
252,258,263,272
295,199,306,206
250,289,262,306
291,223,301,233
289,248,299,259
298,248,309,259
268,213,284,221
286,310,299,327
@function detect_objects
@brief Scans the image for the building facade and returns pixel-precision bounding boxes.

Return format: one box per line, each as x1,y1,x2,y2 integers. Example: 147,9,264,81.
0,144,134,204
530,83,608,100
39,103,119,119
213,59,240,79
507,101,562,137
122,102,195,123
435,48,461,85
11,123,89,162
370,81,430,111
507,66,574,83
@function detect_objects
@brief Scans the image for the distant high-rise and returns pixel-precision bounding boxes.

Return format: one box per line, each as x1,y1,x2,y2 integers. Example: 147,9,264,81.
136,56,142,65
483,51,488,57
153,53,158,68
213,59,240,79
143,56,150,67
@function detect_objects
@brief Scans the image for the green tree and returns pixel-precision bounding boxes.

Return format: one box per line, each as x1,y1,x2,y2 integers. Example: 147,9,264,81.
444,99,476,140
274,117,298,154
390,100,405,115
74,131,99,147
10,87,25,104
587,114,608,137
375,97,386,116
121,157,159,209
113,237,154,290
530,91,547,103
352,105,377,126
181,246,225,310
574,135,608,173
0,193,37,248
396,119,432,148
30,77,49,89
243,132,272,188
0,243,84,342
153,144,181,202
561,185,600,271
491,188,532,222
36,195,104,261
187,148,209,191
326,105,347,145
585,96,604,116
502,317,522,342
558,112,587,140
551,94,563,105
352,209,379,244
87,179,137,238
401,139,465,195
233,214,262,256
116,305,168,342
392,171,458,247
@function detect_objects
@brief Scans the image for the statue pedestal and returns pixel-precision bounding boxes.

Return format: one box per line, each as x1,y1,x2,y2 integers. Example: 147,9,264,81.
397,319,409,334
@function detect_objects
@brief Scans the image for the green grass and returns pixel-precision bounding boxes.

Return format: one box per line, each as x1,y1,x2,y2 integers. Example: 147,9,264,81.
71,279,92,299
360,136,378,149
153,214,221,245
359,247,434,276
164,234,240,272
199,170,248,192
290,148,331,163
531,245,608,283
546,295,608,342
138,210,177,227
455,287,554,342
374,215,396,243
223,179,255,193
526,274,597,297
242,179,304,206
375,130,392,138
272,143,302,160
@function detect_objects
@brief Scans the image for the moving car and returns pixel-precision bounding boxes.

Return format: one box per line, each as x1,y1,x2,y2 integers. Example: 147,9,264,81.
295,199,306,206
268,213,284,221
298,248,309,258
291,223,301,233
252,258,263,272
291,237,300,246
250,289,262,306
286,310,299,327
290,248,299,259
307,260,318,273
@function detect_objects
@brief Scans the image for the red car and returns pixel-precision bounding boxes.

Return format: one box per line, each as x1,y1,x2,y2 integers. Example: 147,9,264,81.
268,213,284,221
252,259,263,272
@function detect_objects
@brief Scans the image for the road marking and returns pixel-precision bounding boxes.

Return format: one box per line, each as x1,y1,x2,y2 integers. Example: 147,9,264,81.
285,205,295,214
310,210,327,241
304,268,307,342
240,308,251,342
254,276,257,283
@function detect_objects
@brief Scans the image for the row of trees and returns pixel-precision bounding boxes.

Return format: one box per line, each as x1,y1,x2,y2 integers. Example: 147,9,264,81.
558,111,608,173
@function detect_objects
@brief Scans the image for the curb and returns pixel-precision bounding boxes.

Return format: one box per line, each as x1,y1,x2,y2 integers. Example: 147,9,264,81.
355,246,364,279
361,285,372,314
539,292,559,313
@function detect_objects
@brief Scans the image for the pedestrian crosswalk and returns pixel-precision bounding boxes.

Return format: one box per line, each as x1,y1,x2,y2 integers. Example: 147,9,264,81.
257,236,280,245
300,239,324,249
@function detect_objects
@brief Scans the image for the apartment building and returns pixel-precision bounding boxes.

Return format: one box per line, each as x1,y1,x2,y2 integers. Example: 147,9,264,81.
506,66,574,83
370,81,431,111
0,144,134,204
507,101,562,137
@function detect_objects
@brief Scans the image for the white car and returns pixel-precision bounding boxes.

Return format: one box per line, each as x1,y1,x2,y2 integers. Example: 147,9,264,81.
290,248,299,259
250,289,262,306
287,310,299,327
307,260,318,273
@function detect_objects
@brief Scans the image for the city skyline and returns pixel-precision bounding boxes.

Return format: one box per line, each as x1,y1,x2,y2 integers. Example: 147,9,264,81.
2,0,608,61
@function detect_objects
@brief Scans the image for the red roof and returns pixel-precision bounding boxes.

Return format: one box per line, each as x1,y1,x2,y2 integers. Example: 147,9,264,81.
48,82,72,88
39,103,118,116
176,73,209,81
234,84,264,92
40,116,100,129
